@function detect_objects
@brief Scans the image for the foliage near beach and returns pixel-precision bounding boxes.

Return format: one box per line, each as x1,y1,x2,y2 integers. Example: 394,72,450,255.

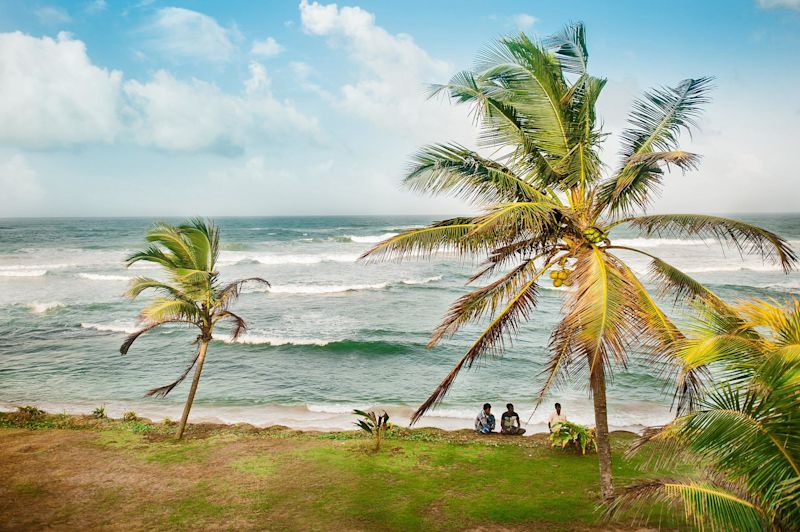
1,412,689,531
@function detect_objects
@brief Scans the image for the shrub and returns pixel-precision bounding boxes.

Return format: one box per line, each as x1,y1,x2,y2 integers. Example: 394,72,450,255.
92,405,106,419
16,405,44,418
353,409,390,451
549,421,596,455
123,411,138,422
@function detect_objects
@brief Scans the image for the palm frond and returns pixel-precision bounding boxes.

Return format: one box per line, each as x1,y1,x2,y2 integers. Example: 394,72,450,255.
216,277,271,309
216,310,247,340
140,298,200,323
411,273,542,424
404,143,549,205
429,257,558,347
598,77,713,215
144,349,201,398
617,262,708,414
474,33,571,159
607,479,764,531
624,214,797,271
550,248,640,382
120,319,196,355
359,217,493,262
544,22,589,76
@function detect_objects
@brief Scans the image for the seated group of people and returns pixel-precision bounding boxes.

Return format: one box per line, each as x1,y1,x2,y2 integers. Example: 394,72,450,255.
474,402,568,435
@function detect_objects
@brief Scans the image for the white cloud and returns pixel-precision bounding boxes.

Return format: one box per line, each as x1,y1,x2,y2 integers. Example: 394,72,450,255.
0,154,42,214
755,0,800,9
244,61,271,94
85,0,107,14
0,31,318,153
0,31,122,148
34,6,72,25
251,36,283,57
298,0,473,142
123,69,319,153
147,7,236,62
513,13,537,30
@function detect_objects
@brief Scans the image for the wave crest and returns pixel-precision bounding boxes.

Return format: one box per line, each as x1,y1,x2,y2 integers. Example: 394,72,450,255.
0,270,47,277
28,301,65,314
78,273,132,281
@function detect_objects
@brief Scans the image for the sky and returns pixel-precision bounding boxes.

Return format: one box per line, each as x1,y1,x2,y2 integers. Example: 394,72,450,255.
0,0,798,217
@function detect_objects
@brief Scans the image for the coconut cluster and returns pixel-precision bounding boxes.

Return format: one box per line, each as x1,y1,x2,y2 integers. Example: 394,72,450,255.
582,227,606,244
549,268,574,287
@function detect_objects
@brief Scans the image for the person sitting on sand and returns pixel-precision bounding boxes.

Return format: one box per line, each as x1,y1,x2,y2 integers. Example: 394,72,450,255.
500,403,526,435
475,403,495,434
548,402,567,432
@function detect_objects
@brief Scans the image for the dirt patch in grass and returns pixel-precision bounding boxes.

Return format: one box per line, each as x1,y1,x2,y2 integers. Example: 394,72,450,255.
0,414,676,531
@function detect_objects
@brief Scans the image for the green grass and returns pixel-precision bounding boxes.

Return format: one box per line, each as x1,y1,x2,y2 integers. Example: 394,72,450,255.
0,413,688,530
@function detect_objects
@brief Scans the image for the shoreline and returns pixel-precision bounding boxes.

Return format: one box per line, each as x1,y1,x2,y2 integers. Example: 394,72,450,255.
0,399,672,434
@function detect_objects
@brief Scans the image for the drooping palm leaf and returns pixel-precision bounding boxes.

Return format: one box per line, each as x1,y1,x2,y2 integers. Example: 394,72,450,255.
598,77,714,215
405,143,548,205
623,214,796,271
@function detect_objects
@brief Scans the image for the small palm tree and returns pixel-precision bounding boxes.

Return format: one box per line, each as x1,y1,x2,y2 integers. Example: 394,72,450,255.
361,24,796,501
609,297,800,530
121,219,269,440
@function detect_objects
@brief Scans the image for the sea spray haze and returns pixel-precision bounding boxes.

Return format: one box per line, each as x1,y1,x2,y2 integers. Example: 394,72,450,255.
361,24,796,500
120,219,270,439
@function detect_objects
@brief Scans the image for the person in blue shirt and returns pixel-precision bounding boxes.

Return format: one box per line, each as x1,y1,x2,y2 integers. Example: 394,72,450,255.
474,403,495,434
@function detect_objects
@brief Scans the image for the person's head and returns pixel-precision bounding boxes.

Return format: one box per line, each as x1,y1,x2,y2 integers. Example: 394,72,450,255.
555,402,561,414
506,403,514,412
483,403,491,414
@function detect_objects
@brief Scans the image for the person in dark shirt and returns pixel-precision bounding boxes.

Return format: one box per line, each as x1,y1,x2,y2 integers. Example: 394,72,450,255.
500,403,526,435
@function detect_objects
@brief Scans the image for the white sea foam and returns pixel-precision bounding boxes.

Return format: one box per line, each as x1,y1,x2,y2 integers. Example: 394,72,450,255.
78,273,132,281
307,403,368,414
681,264,785,273
0,270,47,277
0,263,73,271
347,232,398,244
399,275,442,285
221,334,329,346
220,252,360,266
244,276,441,295
267,283,388,294
28,301,65,314
614,238,718,248
81,322,138,334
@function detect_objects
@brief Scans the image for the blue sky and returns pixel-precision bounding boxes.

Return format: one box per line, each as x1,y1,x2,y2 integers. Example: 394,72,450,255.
0,0,798,216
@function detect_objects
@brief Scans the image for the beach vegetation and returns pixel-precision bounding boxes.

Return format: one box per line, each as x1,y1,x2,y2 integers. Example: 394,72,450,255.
16,405,44,419
121,218,270,439
362,23,796,501
0,415,690,530
353,409,391,451
92,405,106,419
609,297,800,530
549,421,596,455
122,410,138,422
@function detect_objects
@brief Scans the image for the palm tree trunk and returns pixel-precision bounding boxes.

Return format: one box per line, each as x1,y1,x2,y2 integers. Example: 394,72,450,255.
176,340,209,440
591,362,614,502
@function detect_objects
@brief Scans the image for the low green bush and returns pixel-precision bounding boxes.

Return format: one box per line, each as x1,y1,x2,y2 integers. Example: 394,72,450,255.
549,421,596,455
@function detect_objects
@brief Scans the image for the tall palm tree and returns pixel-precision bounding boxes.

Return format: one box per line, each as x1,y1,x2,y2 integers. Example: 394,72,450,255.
609,297,800,530
361,24,796,501
121,219,269,440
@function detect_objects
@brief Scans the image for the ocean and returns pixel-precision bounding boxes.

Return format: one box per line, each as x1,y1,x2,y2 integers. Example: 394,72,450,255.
1,215,798,433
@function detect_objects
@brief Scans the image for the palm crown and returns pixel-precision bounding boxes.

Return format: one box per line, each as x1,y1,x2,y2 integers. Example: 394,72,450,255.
612,297,800,530
121,219,269,438
362,24,796,499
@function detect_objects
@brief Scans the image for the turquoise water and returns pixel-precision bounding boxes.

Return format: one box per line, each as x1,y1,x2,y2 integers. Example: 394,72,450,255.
0,215,798,431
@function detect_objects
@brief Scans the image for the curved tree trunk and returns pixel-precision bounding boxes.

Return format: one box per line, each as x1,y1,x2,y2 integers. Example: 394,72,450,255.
591,362,614,502
176,340,209,440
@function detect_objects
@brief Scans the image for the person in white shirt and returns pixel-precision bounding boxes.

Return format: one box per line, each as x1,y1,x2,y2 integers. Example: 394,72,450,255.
548,402,567,432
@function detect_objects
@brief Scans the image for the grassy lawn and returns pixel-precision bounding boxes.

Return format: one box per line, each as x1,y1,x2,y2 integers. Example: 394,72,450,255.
0,412,685,531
